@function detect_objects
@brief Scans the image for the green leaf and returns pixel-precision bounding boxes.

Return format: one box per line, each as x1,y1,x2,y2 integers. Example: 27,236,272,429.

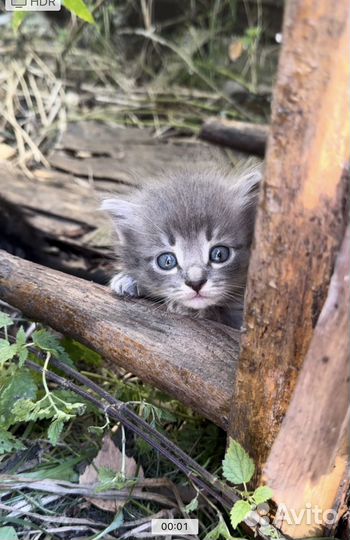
185,496,198,513
97,467,130,490
52,390,86,414
22,456,80,481
12,11,30,32
230,500,252,529
98,466,116,483
32,329,70,363
204,513,242,540
16,326,28,366
252,485,273,505
16,326,26,347
11,399,36,422
61,338,101,367
96,467,134,492
0,429,25,455
17,346,28,366
63,0,95,23
32,329,61,352
0,370,37,426
91,512,124,540
222,438,255,485
0,526,18,540
48,419,65,446
0,340,17,365
0,312,13,329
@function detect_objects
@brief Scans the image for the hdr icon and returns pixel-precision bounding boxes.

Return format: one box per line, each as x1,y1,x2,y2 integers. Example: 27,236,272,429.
6,0,61,10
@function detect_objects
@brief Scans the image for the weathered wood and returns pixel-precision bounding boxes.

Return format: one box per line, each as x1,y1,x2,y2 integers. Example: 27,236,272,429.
51,121,230,183
0,162,109,233
0,250,240,429
200,118,268,156
228,0,350,472
0,162,116,282
264,226,350,538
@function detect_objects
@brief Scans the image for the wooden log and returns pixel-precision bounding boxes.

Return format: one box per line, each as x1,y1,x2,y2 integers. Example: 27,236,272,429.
50,121,231,182
228,0,350,472
0,250,240,429
264,226,350,538
200,118,268,156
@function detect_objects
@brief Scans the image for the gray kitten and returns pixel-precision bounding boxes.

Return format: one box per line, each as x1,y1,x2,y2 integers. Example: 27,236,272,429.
101,162,262,328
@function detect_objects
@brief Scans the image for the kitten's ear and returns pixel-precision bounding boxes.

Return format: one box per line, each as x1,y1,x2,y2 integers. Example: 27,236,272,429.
101,198,134,242
232,163,263,206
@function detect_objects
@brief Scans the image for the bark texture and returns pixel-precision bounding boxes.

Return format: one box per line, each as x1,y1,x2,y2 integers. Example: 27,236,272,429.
264,227,350,538
0,250,240,429
200,118,268,155
229,0,349,471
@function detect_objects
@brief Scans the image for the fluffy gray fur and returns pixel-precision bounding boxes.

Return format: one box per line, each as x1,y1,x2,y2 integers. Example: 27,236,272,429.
101,162,262,328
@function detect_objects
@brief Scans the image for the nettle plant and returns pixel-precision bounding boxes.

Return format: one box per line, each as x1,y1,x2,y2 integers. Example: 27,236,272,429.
222,439,273,531
0,311,86,453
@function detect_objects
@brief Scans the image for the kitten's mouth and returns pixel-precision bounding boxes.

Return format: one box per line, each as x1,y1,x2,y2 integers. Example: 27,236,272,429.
181,292,217,310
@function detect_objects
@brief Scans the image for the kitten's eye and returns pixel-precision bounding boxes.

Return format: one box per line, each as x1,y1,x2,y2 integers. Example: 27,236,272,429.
209,245,230,264
157,252,178,270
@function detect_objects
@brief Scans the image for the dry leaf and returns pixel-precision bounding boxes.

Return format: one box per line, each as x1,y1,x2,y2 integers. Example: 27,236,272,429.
79,434,143,512
228,39,244,61
0,143,16,160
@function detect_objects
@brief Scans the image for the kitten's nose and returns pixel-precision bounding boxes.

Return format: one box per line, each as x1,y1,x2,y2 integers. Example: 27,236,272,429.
185,278,207,293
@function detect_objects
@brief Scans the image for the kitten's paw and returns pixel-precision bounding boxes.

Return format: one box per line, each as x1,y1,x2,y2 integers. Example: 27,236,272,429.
110,273,140,297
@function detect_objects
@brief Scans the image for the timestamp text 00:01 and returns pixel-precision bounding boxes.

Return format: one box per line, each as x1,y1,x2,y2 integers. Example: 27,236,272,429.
151,519,199,535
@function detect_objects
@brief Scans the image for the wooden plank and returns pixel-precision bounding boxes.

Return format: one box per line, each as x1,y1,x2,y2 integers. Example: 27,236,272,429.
264,226,350,538
51,122,230,183
228,0,350,472
0,162,109,231
0,250,240,429
57,122,156,155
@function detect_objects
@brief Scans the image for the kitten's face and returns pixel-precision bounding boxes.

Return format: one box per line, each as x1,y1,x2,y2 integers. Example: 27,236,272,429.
102,164,261,312
143,229,250,311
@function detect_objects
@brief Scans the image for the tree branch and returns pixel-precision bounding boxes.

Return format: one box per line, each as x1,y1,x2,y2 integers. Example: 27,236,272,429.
0,249,240,429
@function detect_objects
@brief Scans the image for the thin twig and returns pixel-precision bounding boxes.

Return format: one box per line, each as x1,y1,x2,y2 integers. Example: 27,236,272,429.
0,476,175,507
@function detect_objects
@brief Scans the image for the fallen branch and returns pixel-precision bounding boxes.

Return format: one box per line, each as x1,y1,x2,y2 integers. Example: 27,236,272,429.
200,118,268,155
0,250,240,429
0,476,175,507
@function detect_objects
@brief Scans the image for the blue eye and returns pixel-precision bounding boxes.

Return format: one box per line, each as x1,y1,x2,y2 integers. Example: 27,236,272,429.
209,245,230,263
157,252,177,270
